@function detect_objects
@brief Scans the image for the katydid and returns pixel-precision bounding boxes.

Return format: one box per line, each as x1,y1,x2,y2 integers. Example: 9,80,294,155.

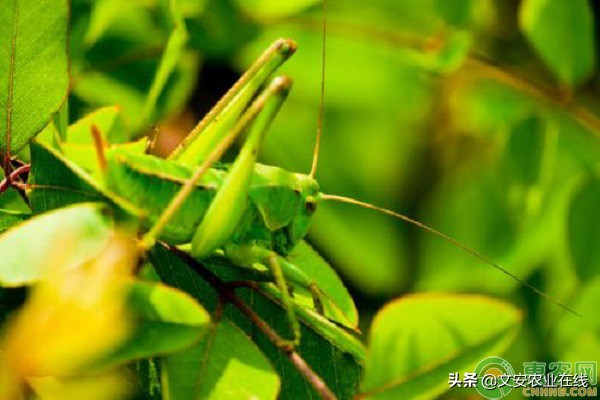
29,13,579,349
102,39,327,345
97,36,579,353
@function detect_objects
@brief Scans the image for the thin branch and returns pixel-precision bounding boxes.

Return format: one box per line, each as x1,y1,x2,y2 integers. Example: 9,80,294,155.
166,244,338,400
0,163,30,202
0,178,7,193
275,17,600,137
8,163,30,181
3,0,20,175
276,16,431,52
464,56,600,136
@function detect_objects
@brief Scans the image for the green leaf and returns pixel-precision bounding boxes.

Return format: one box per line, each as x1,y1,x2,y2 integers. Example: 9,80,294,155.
97,280,211,369
0,0,69,155
503,116,545,187
0,209,27,233
130,359,163,400
0,186,29,213
519,0,596,86
459,81,536,133
52,99,69,141
71,1,198,135
138,20,188,128
359,294,521,400
61,106,147,177
568,177,600,281
310,206,409,298
0,203,114,287
29,140,143,219
434,0,475,28
232,0,319,21
285,241,358,329
61,142,141,180
149,245,364,399
36,116,62,150
67,106,128,144
552,276,600,363
84,0,123,47
71,71,146,130
163,319,280,400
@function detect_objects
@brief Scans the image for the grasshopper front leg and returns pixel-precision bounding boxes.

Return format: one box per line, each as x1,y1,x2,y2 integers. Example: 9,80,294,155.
134,45,306,346
190,76,292,258
184,76,309,345
139,40,295,249
171,39,296,166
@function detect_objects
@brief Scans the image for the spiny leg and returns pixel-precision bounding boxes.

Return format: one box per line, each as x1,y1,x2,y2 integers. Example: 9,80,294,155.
171,39,296,165
184,71,300,345
142,39,297,248
190,76,292,258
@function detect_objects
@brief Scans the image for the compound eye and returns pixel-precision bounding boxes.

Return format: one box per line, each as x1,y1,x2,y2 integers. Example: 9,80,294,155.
305,199,317,214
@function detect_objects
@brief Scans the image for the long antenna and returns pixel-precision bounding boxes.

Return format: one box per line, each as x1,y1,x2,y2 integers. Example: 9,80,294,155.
320,193,582,317
309,0,327,179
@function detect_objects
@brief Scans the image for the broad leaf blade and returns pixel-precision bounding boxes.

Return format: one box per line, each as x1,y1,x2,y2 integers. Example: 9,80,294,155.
138,21,188,128
150,245,364,399
0,0,69,155
568,177,600,281
0,186,29,213
520,0,596,86
163,319,280,400
0,209,27,233
288,241,358,329
67,105,128,144
552,276,600,363
96,280,211,369
0,203,114,287
232,0,319,21
359,294,521,400
29,140,143,219
84,0,123,47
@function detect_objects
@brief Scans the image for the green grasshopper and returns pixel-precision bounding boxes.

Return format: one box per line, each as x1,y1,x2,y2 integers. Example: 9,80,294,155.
29,28,578,349
26,38,331,347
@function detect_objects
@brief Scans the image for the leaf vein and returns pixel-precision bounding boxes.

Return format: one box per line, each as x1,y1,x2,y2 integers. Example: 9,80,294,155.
3,0,19,164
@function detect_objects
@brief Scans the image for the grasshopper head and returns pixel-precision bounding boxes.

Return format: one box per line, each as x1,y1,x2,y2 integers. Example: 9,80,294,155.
287,173,320,247
249,165,320,254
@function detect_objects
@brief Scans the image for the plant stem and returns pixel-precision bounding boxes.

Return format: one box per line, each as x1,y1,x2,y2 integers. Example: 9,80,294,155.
465,56,600,136
166,244,338,400
280,18,600,136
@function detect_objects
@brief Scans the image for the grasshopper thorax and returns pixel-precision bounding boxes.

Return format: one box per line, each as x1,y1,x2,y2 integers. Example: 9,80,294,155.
243,163,319,255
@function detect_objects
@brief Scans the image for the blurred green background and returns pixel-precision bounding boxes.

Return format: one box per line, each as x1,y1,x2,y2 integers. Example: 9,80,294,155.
68,0,600,397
